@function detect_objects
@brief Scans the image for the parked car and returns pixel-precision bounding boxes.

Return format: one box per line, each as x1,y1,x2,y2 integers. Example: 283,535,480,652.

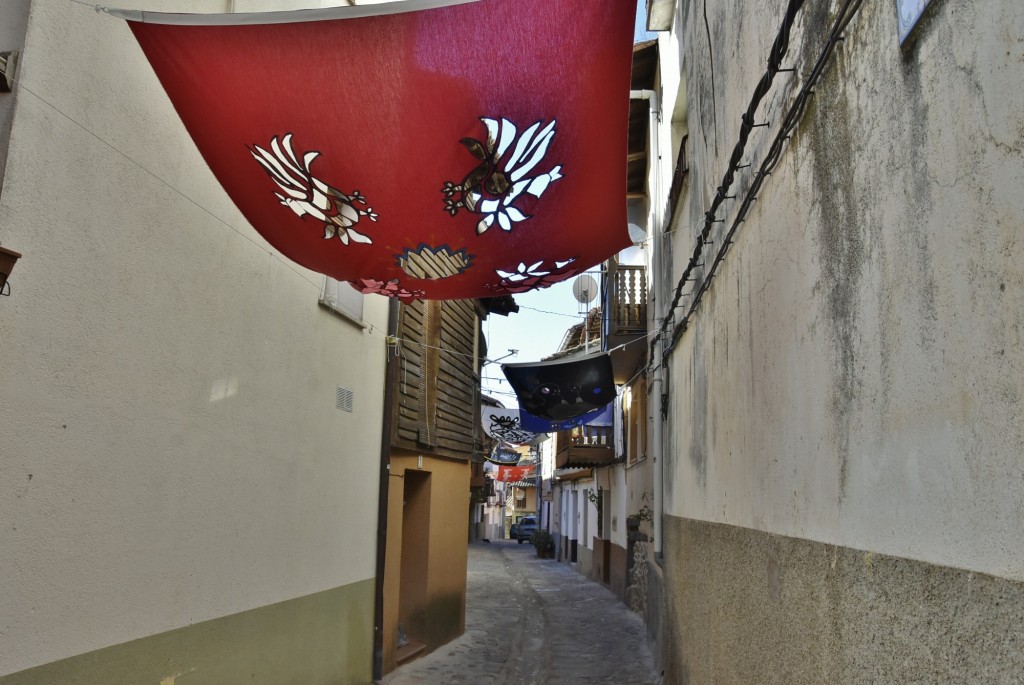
511,515,538,544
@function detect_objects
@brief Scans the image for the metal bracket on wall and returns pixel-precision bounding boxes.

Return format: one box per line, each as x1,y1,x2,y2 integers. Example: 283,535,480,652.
0,51,18,92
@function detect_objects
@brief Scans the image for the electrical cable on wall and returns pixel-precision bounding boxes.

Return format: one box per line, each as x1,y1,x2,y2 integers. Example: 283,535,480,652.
652,0,866,362
666,0,865,355
650,0,806,364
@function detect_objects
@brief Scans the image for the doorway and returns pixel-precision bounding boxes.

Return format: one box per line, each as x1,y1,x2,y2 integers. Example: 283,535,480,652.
398,470,431,650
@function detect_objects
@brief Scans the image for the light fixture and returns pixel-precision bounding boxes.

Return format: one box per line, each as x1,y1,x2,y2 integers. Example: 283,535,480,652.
0,51,18,92
0,245,22,296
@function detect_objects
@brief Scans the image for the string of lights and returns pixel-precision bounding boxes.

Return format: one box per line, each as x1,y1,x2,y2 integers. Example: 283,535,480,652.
516,305,588,319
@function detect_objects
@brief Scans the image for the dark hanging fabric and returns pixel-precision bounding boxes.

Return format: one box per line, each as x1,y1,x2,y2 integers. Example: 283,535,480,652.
120,0,634,300
502,352,616,422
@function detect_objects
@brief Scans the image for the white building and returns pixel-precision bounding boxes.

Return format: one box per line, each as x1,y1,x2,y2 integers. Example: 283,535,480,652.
0,2,388,683
641,0,1024,681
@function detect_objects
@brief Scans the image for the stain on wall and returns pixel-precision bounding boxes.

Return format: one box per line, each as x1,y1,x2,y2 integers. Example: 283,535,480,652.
663,516,1024,685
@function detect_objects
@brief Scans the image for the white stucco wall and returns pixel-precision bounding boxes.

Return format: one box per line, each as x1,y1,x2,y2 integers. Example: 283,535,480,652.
0,0,389,675
660,0,1023,580
0,0,31,187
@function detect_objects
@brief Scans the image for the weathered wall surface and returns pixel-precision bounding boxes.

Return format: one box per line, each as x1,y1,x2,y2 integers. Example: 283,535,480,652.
662,516,1024,684
0,0,387,680
665,0,1023,578
655,0,1023,680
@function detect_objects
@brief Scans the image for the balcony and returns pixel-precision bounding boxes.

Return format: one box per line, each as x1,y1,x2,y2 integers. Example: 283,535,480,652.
555,424,617,469
603,263,648,384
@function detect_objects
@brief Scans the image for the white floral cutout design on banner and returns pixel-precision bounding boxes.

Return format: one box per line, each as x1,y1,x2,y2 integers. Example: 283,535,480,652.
251,134,378,245
443,117,563,235
486,257,578,294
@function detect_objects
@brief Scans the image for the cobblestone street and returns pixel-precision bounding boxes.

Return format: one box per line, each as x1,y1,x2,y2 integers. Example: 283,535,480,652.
383,541,660,685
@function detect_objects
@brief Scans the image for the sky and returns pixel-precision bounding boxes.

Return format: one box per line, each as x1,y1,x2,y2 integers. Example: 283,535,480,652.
480,272,599,407
480,2,654,407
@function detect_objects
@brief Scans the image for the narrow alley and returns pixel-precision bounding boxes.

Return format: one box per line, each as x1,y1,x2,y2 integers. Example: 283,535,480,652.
383,541,660,685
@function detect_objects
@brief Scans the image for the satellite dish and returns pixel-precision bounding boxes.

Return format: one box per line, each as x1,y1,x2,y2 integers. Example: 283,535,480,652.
627,222,646,244
572,275,598,304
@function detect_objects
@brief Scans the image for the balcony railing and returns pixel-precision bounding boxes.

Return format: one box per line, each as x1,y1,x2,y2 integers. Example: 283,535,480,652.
607,265,647,337
555,424,616,469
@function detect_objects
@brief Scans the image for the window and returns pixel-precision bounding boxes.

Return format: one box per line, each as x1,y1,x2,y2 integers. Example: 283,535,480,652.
319,276,364,324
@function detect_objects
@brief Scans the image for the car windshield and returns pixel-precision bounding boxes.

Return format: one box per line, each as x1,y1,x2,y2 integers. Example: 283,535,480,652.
521,518,536,525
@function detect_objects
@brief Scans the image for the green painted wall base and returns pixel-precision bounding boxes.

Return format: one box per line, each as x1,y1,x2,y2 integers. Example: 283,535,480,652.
1,579,375,685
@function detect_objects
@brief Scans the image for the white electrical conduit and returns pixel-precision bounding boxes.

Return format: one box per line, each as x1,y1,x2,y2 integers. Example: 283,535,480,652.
629,89,664,556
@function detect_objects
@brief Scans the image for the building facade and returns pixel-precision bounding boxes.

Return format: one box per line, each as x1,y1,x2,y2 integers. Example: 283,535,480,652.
379,297,491,673
643,0,1024,681
0,2,390,684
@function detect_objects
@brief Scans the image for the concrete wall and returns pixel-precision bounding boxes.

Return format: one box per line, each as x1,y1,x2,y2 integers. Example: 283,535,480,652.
0,0,31,188
0,1,388,681
653,0,1024,680
661,517,1024,684
665,0,1024,589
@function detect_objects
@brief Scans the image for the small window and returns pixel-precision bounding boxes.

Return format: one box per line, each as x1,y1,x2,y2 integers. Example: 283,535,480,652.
320,277,364,324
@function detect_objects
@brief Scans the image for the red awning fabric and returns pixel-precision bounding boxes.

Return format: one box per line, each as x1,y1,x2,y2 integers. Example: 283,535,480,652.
496,464,534,483
121,0,634,300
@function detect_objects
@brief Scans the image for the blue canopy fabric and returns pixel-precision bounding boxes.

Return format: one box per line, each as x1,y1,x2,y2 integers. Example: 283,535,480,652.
518,401,614,433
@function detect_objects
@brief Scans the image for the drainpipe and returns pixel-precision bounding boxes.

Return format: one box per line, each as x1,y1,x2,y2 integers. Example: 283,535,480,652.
630,88,665,557
373,298,401,683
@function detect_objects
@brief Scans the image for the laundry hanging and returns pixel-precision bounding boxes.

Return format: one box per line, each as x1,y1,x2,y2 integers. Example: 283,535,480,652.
113,0,634,300
502,352,616,422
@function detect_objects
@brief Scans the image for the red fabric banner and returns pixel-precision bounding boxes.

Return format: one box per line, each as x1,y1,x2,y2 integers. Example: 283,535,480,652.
496,464,534,483
126,0,634,299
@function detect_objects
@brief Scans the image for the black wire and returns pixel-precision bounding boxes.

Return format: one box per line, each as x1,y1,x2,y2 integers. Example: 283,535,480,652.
664,0,865,356
651,0,806,362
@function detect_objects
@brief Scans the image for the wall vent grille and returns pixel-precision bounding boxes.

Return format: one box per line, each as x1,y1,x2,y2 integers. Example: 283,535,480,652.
336,386,354,413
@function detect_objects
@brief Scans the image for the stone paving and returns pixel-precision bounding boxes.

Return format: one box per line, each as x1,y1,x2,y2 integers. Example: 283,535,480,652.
382,540,660,685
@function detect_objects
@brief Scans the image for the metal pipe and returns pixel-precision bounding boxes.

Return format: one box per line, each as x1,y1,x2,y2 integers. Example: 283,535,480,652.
372,298,401,683
631,88,665,556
